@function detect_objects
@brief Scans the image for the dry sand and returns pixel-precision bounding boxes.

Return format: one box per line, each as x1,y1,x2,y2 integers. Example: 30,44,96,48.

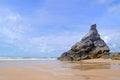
0,59,120,80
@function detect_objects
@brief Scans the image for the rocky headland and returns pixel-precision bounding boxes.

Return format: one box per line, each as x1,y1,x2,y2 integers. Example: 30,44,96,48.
58,24,120,61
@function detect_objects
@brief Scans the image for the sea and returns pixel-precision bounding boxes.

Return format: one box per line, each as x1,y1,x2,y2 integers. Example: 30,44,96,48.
0,57,57,60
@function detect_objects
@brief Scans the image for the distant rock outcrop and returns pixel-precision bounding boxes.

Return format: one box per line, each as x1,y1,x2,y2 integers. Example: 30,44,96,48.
58,24,110,61
110,52,120,60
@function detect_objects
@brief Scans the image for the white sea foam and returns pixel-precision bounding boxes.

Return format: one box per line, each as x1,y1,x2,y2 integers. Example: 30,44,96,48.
0,57,57,61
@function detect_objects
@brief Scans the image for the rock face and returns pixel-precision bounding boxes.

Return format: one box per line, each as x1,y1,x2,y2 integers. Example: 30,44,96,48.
58,24,110,61
110,52,120,60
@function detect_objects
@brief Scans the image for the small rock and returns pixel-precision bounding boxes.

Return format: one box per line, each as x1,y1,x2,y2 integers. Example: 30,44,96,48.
110,52,120,60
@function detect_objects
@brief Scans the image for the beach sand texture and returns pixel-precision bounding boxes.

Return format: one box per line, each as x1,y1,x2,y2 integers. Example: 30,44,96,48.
0,59,120,80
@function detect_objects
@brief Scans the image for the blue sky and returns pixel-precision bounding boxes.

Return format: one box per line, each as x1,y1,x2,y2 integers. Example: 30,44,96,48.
0,0,120,57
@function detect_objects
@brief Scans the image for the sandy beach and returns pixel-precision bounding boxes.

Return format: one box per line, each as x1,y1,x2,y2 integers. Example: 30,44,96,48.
0,59,120,80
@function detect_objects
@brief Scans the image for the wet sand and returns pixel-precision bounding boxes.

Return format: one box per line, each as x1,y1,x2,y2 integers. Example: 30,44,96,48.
0,59,120,80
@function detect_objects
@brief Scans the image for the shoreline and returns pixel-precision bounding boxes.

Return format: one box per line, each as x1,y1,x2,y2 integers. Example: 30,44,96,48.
0,58,57,61
0,58,120,62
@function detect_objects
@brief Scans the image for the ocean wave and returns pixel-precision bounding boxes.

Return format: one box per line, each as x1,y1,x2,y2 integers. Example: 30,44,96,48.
0,57,57,60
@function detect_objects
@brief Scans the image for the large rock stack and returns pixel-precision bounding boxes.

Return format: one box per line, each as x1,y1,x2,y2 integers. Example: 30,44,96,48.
58,24,110,61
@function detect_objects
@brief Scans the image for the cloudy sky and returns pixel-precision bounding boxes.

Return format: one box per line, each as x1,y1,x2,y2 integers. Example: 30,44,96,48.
0,0,120,58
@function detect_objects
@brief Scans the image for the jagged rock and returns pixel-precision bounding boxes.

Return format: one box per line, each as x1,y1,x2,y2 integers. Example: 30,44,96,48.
110,52,120,60
58,24,110,61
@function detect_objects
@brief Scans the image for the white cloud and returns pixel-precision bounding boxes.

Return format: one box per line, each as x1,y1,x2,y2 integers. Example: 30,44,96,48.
25,29,120,54
25,32,83,54
6,14,22,22
0,9,83,54
108,4,120,13
0,8,30,45
0,8,22,23
0,26,27,44
103,36,110,43
0,7,83,55
102,30,120,52
0,2,120,56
